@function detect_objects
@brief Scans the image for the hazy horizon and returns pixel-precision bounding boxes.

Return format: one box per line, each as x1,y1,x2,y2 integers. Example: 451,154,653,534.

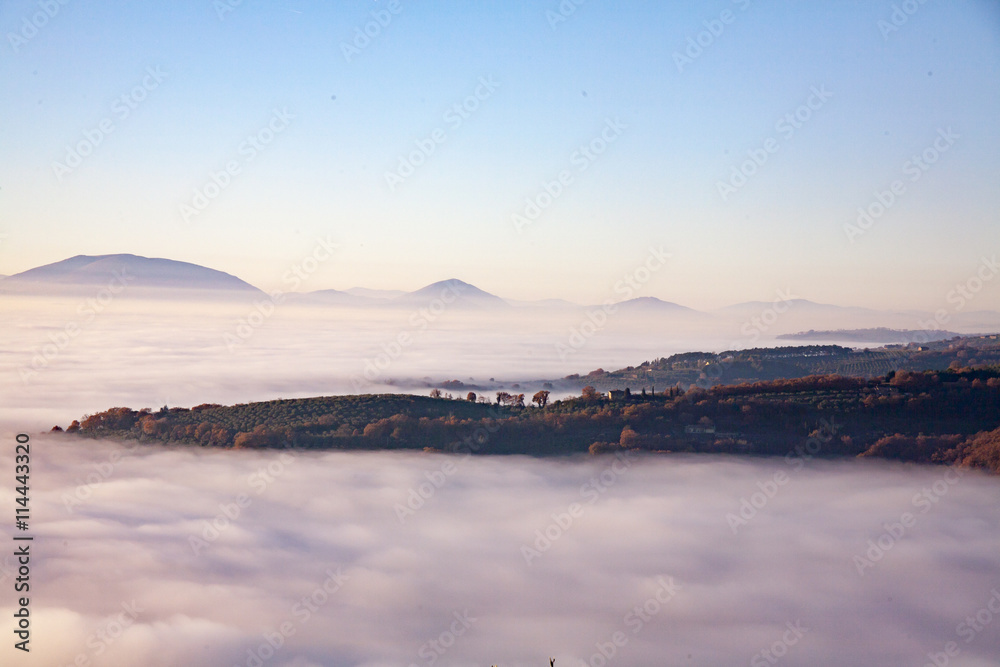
6,252,1000,321
2,1,999,311
4,291,998,435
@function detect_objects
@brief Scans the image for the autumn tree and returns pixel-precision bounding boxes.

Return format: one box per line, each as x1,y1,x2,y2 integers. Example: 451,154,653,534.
620,425,640,448
466,392,477,402
581,386,600,402
589,441,623,455
532,390,550,408
951,427,1000,473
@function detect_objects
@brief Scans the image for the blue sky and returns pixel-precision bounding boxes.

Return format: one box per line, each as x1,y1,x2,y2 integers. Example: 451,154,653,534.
1,0,998,309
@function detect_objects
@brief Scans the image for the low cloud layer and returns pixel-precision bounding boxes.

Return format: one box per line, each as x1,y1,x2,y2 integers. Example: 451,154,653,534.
2,434,998,666
5,295,998,432
2,296,999,665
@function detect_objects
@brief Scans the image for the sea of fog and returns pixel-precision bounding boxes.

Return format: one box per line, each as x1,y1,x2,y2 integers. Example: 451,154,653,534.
2,295,754,429
0,436,998,666
5,294,996,430
1,296,999,666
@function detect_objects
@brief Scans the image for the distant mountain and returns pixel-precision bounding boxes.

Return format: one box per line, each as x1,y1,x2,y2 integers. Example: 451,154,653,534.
394,279,509,308
7,257,992,339
345,287,405,300
714,298,940,322
0,254,262,294
777,328,961,344
289,289,377,306
715,298,872,315
506,297,581,309
613,296,702,314
709,299,1000,337
948,310,1000,332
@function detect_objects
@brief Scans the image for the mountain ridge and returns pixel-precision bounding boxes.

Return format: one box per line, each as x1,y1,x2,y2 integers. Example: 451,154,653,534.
3,255,999,326
1,254,261,294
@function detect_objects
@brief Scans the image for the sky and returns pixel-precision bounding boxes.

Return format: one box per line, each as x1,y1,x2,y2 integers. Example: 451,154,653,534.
1,0,998,310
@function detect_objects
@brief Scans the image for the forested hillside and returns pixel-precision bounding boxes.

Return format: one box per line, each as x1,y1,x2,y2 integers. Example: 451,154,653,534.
59,367,1000,473
558,336,1000,392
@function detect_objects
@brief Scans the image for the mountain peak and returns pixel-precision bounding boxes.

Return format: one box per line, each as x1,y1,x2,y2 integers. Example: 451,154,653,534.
2,254,261,295
616,296,697,312
396,279,509,307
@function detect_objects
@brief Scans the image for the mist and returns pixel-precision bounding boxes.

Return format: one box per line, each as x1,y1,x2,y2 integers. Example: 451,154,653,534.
1,434,998,666
4,294,997,430
3,295,999,666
